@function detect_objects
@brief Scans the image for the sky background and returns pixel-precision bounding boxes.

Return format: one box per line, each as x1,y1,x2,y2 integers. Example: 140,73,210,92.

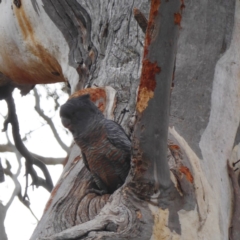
0,84,71,240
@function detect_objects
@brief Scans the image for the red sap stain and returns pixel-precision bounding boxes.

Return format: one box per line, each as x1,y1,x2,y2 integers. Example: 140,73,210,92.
179,166,193,183
174,13,182,26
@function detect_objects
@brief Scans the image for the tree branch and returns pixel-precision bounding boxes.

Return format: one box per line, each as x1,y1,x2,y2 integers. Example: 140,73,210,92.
4,159,24,210
130,0,181,197
0,143,65,165
32,154,65,165
2,88,53,192
3,159,39,221
1,118,66,166
0,144,15,153
33,88,69,153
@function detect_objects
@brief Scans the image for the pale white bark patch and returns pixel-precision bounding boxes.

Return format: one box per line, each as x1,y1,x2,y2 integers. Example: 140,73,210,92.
149,207,180,240
169,127,221,240
199,1,240,239
0,0,79,87
103,86,117,120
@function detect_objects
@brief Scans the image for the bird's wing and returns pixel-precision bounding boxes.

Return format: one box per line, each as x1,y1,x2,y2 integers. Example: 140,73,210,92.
82,152,90,171
104,119,131,182
104,119,131,153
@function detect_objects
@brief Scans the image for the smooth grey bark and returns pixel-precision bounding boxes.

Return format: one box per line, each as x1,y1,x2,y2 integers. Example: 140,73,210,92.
170,0,236,157
131,0,180,190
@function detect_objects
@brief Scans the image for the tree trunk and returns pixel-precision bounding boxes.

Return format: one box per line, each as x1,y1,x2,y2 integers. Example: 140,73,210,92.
0,0,239,239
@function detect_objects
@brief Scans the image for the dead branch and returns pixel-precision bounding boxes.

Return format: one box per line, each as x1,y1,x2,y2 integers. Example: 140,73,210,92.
0,143,65,165
3,159,38,221
2,87,53,192
32,154,65,165
33,85,69,153
0,143,15,153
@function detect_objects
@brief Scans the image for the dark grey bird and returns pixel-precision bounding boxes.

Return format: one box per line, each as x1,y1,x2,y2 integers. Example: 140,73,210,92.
60,94,131,194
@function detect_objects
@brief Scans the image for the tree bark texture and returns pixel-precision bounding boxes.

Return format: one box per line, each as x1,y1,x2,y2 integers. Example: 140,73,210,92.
0,0,240,240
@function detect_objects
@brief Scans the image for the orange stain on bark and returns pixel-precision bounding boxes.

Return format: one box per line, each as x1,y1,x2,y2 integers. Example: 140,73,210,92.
144,0,161,57
169,144,180,151
73,156,81,163
136,210,142,219
179,166,193,183
70,88,107,113
137,0,161,113
137,59,161,113
174,13,182,26
0,2,64,85
180,0,185,12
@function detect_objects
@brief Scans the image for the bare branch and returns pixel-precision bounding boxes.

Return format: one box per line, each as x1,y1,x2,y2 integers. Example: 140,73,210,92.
4,159,23,210
2,89,53,192
33,88,69,153
5,130,23,177
0,143,65,165
4,159,39,222
0,143,15,153
32,154,65,165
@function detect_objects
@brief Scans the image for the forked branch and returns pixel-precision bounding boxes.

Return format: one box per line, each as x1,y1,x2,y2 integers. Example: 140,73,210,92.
33,88,69,153
1,85,53,192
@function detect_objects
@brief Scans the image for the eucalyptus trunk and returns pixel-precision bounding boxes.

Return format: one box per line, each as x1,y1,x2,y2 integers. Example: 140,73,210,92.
0,0,239,240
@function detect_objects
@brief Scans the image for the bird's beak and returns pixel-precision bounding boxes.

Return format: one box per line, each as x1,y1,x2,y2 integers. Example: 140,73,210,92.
61,117,72,129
